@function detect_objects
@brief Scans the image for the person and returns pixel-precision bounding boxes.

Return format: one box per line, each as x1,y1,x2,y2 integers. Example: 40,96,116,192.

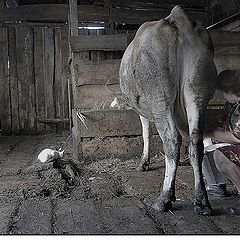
203,69,240,215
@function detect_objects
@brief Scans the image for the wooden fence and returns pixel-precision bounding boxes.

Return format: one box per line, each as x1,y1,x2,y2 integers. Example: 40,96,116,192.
0,25,70,135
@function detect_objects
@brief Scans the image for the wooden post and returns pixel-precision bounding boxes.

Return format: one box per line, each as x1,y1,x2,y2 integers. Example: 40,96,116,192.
0,0,4,8
69,0,78,37
68,0,83,162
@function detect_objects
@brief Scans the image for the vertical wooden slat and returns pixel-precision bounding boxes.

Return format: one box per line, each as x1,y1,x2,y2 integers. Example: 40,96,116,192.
78,28,90,61
16,27,36,134
60,26,70,128
55,27,65,131
8,27,20,134
90,29,98,62
43,27,56,132
34,27,46,134
0,26,11,134
69,0,78,37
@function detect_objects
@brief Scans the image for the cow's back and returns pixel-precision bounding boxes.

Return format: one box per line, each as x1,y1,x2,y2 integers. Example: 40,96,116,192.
120,19,179,121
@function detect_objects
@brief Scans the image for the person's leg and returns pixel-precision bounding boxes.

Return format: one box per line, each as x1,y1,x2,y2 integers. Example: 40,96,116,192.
202,152,228,197
213,150,240,215
213,150,240,193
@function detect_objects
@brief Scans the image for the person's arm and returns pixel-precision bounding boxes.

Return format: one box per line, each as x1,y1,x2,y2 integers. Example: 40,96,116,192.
205,128,240,144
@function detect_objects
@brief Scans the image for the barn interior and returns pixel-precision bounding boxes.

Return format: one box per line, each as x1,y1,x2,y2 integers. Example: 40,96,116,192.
0,0,240,235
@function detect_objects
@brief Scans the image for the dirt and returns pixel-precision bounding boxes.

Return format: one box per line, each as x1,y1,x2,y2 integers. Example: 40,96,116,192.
0,131,239,235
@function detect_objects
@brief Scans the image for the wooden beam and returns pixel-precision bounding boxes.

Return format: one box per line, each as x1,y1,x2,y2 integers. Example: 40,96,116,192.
78,109,145,138
70,30,240,53
0,27,11,134
70,34,132,52
209,30,240,47
38,118,70,124
0,0,4,8
109,7,208,25
0,4,208,24
0,4,109,22
112,0,208,9
75,59,121,86
69,0,78,36
214,54,240,73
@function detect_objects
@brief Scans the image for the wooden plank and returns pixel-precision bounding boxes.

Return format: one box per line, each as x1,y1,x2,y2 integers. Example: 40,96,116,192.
72,109,83,161
112,0,208,9
34,27,46,134
214,46,240,55
110,7,208,25
69,0,78,36
0,4,109,22
0,26,11,134
0,5,207,24
60,27,70,128
70,34,130,52
209,30,240,47
55,27,64,128
54,27,70,131
214,54,240,73
43,27,56,132
96,28,106,62
71,30,240,53
74,84,121,109
8,27,20,134
78,109,142,138
38,118,69,123
90,29,99,62
76,59,121,86
0,0,4,8
16,27,36,134
78,28,90,61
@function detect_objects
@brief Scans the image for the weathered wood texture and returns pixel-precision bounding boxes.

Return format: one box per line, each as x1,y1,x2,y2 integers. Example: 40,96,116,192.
0,26,70,135
0,4,109,22
210,30,240,47
75,108,220,138
0,27,11,134
109,7,208,25
75,59,121,86
78,109,144,138
71,30,240,53
112,0,208,9
0,4,207,25
70,34,132,52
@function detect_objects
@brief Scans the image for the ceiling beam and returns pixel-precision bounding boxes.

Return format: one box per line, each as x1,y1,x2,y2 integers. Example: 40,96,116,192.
0,3,207,25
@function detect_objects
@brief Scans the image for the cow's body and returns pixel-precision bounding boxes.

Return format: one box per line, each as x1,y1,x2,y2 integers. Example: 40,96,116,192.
119,6,217,215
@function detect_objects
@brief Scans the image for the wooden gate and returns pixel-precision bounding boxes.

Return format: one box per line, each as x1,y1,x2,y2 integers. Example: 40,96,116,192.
0,25,70,135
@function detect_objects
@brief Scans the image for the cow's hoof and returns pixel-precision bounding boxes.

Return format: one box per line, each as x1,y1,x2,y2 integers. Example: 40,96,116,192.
136,161,150,171
152,200,172,212
194,202,213,216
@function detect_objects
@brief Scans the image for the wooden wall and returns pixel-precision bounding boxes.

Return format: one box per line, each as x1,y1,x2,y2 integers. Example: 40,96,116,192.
0,25,69,135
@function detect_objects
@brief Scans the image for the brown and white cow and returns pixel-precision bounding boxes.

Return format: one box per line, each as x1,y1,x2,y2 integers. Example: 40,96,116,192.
119,6,217,215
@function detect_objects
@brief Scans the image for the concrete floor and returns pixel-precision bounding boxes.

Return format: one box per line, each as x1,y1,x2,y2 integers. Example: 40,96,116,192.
0,132,239,235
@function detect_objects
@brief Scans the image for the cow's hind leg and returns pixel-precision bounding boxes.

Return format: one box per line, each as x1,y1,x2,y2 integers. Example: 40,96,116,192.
186,104,212,215
137,115,151,171
152,110,182,212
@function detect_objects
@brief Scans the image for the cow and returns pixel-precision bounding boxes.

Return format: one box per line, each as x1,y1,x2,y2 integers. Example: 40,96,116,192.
119,5,217,215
